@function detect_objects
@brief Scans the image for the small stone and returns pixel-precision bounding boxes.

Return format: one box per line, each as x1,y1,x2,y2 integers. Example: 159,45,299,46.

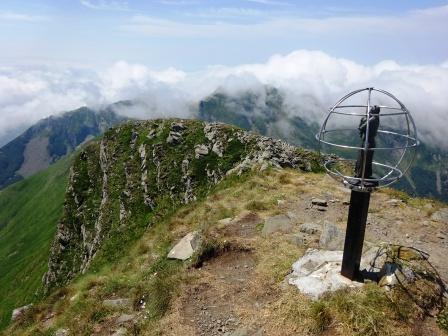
311,198,327,207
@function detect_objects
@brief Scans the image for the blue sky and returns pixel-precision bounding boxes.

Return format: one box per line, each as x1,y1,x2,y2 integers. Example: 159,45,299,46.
0,0,447,70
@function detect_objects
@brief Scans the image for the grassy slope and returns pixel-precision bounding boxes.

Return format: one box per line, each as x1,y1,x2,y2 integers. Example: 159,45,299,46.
6,169,446,336
0,156,72,329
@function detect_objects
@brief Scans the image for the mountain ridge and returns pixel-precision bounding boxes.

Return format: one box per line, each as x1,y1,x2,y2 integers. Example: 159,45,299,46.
0,106,125,190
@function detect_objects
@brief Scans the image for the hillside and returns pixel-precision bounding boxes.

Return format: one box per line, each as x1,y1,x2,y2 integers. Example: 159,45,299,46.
0,106,125,190
5,166,448,335
0,155,72,329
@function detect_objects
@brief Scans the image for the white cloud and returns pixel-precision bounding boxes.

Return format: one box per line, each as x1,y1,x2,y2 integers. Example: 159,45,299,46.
120,4,448,38
0,11,48,22
159,0,200,5
245,0,290,6
80,0,129,11
1,50,448,149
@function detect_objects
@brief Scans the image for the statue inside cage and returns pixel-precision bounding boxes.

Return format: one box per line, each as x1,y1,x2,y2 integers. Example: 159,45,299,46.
354,105,380,185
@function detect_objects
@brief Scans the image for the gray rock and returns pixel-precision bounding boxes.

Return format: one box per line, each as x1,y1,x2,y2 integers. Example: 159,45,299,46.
11,304,32,321
288,249,364,299
171,122,186,132
55,329,69,336
195,144,209,158
431,208,448,223
319,221,345,250
167,131,182,144
311,198,327,207
117,313,135,324
262,215,293,236
167,231,202,260
103,298,132,309
212,141,224,157
299,223,322,235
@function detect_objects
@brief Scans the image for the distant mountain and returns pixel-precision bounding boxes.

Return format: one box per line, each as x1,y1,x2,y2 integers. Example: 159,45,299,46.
197,87,320,150
0,105,126,190
197,87,448,202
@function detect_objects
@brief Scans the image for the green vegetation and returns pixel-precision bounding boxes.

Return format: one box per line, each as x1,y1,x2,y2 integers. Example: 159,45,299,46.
0,155,72,329
438,305,448,332
5,167,258,335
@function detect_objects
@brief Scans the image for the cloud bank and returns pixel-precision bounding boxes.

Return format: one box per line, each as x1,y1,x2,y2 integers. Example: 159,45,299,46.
0,50,447,148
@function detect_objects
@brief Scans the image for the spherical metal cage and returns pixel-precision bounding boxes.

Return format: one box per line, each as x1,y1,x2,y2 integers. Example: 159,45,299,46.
316,88,419,192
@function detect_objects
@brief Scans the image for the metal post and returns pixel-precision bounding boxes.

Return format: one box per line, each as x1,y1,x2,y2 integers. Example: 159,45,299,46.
341,189,371,281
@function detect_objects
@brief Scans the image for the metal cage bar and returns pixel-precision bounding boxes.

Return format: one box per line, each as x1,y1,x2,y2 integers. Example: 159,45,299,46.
316,87,418,190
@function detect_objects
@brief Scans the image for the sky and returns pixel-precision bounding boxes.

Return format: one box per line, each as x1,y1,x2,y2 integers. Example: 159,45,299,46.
0,0,447,68
0,0,447,147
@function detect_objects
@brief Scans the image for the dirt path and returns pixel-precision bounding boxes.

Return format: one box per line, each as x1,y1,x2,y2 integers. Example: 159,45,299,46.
182,251,264,335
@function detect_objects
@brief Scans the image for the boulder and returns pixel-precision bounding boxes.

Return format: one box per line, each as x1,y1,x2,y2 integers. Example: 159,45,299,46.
167,231,202,260
262,215,293,236
319,221,345,250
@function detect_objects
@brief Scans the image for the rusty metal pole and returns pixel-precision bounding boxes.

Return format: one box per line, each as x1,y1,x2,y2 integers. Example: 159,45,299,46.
341,189,371,281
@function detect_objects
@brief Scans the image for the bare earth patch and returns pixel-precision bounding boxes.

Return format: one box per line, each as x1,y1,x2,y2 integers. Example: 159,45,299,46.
18,136,51,177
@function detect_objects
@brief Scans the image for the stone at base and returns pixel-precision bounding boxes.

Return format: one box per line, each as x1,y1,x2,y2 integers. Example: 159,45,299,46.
288,249,364,299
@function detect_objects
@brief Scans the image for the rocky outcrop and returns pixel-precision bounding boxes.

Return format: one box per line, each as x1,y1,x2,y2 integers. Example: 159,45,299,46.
43,119,321,292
